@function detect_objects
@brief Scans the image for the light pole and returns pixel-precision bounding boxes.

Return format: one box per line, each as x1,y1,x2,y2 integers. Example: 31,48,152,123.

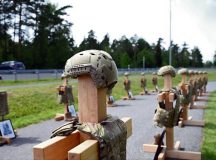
143,56,145,70
169,0,172,65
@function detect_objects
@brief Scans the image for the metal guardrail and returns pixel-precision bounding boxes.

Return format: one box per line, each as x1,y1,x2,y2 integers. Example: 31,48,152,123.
0,69,64,81
0,67,215,81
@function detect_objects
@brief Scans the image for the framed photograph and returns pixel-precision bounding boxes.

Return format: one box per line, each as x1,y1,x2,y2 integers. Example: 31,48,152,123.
0,120,16,139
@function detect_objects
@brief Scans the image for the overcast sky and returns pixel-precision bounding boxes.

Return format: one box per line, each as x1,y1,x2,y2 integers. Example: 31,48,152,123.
49,0,216,62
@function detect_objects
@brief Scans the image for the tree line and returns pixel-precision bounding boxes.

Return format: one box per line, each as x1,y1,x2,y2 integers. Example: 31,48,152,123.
0,0,215,69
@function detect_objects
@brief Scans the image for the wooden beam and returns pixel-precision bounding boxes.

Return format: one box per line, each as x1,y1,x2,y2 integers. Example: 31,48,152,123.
183,120,205,127
143,144,166,153
178,121,183,128
78,75,107,123
68,140,98,160
196,98,208,102
144,145,201,160
121,117,132,138
33,132,80,160
33,117,132,160
107,103,117,107
166,150,201,160
54,113,64,121
191,105,207,109
158,148,166,160
174,141,181,150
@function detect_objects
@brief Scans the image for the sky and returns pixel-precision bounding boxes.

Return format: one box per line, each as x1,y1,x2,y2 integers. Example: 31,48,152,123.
49,0,216,62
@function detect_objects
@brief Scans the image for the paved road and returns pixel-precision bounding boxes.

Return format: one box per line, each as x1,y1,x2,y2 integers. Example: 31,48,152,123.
0,82,215,160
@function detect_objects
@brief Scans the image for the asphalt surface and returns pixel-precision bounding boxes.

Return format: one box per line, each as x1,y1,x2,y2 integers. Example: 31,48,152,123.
0,82,215,160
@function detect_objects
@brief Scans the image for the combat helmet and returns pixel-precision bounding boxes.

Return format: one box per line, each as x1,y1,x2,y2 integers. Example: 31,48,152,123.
62,50,118,89
152,72,157,75
157,65,176,77
194,71,199,75
124,72,130,76
198,71,203,74
141,72,145,76
188,70,194,75
177,68,188,75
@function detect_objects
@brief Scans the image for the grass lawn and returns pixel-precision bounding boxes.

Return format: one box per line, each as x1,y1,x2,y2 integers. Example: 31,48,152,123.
1,73,175,128
0,69,215,159
1,70,216,129
201,91,216,159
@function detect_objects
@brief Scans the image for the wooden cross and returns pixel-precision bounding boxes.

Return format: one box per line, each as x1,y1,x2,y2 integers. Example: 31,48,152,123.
143,70,201,160
34,75,132,160
123,75,135,100
178,73,205,127
55,78,74,121
189,72,207,109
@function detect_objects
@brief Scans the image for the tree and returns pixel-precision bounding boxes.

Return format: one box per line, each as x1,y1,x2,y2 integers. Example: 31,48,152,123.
0,0,14,61
135,38,154,68
171,43,180,67
213,51,216,66
191,47,203,67
204,61,213,67
119,52,131,68
99,34,111,53
179,42,190,67
30,3,73,68
154,38,163,67
79,30,100,52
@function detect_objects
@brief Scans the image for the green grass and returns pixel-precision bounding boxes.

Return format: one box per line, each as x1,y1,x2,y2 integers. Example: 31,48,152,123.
3,82,65,128
201,91,216,159
0,70,215,158
1,70,215,129
0,78,59,86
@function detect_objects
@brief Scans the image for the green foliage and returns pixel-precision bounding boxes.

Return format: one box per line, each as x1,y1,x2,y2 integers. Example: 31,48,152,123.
1,70,216,129
119,52,131,68
0,0,208,69
213,52,216,66
4,82,65,128
202,91,216,159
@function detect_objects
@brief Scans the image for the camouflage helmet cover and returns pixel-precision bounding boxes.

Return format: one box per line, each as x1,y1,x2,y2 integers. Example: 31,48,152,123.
157,65,176,77
124,72,130,76
194,71,199,74
188,70,194,75
177,68,188,75
141,72,145,75
62,50,118,89
152,72,157,75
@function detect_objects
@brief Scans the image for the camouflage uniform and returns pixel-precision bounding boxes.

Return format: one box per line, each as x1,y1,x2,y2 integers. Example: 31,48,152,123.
140,73,148,94
152,75,159,92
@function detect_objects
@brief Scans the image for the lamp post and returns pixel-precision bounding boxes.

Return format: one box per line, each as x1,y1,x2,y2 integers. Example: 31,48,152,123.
143,56,145,70
169,0,172,65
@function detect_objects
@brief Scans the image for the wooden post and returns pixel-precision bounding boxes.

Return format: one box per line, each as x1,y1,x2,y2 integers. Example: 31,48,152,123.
78,75,107,123
162,74,174,150
179,74,188,120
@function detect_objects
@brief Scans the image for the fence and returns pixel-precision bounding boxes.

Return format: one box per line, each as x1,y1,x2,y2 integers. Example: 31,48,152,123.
0,67,215,81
